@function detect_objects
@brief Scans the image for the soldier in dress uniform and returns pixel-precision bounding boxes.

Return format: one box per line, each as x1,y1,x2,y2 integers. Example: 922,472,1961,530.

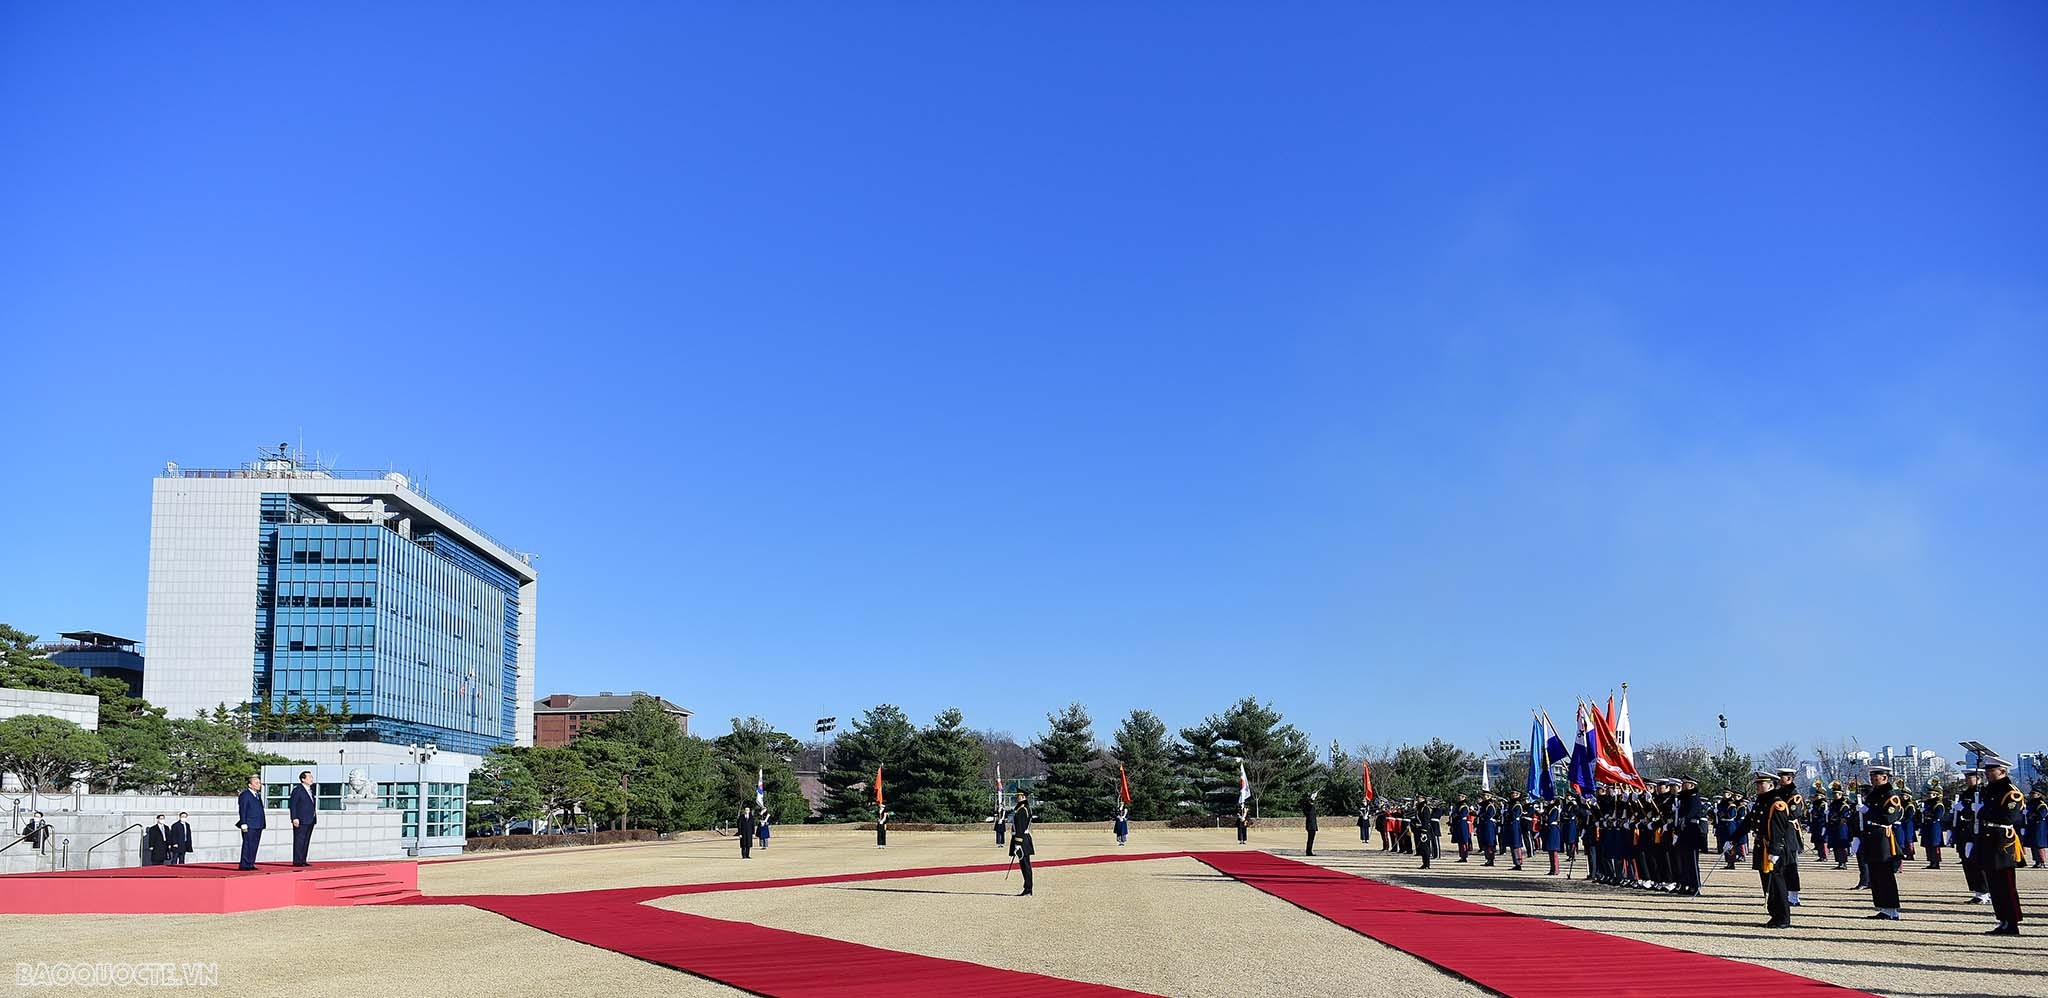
1009,790,1035,896
1449,794,1472,862
1919,784,1945,869
875,806,889,849
1744,771,1795,928
1303,790,1319,857
1235,804,1249,844
1539,794,1565,876
1974,756,2024,935
1856,765,1905,920
1956,768,1990,904
1771,769,1805,907
1676,778,1705,895
1476,793,1500,866
2024,782,2048,869
1807,782,1830,864
995,802,1006,847
1412,795,1438,869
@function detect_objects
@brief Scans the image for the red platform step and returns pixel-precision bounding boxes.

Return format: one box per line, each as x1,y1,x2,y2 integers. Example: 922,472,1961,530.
0,861,420,914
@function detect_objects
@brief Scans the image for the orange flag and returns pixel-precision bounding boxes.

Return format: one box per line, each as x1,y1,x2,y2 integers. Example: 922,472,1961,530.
1118,764,1132,804
1362,759,1375,802
873,766,884,806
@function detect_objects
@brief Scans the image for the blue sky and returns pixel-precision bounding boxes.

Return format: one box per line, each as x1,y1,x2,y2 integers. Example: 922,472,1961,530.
2,5,2042,759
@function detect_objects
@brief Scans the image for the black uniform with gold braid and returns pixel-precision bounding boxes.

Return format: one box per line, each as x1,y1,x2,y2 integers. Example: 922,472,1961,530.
1977,760,2025,935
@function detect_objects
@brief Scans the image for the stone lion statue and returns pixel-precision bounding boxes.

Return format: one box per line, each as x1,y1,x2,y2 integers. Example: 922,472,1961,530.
343,768,377,801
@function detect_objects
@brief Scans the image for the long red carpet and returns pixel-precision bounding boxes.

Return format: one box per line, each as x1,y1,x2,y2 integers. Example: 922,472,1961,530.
1195,851,1875,998
418,849,1877,998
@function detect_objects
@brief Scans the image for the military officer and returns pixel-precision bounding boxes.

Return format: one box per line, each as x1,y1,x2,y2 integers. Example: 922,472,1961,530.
1449,794,1473,862
1855,765,1905,920
1010,790,1035,896
1476,793,1500,866
1773,769,1805,906
1920,784,1946,869
1956,768,1990,904
1975,757,2024,935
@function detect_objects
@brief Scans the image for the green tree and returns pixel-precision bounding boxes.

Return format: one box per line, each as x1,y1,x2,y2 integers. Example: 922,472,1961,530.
576,696,721,831
525,745,600,829
1384,738,1479,802
0,715,106,791
1172,716,1237,815
821,704,917,822
1179,697,1317,817
159,717,296,794
711,716,809,823
467,748,542,834
1108,709,1179,820
1032,702,1105,821
88,712,172,792
1315,743,1363,817
897,708,991,823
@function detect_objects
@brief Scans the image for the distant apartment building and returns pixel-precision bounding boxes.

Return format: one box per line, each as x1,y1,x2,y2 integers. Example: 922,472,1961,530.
42,630,146,698
533,692,691,747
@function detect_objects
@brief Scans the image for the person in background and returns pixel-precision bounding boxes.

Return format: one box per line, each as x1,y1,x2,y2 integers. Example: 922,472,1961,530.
142,814,170,866
738,806,755,860
235,774,266,870
1235,804,1249,845
168,812,193,865
1113,803,1129,846
1302,790,1319,858
20,810,50,851
1921,786,1948,869
756,809,771,851
1010,790,1035,896
875,807,889,848
994,803,1006,847
2025,782,2047,869
289,770,319,868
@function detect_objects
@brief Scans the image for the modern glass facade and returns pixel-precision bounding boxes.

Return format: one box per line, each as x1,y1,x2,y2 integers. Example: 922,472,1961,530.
254,495,520,755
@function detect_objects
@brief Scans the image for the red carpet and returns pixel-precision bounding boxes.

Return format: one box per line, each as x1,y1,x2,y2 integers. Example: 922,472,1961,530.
1194,851,1876,998
0,861,418,914
415,849,1878,998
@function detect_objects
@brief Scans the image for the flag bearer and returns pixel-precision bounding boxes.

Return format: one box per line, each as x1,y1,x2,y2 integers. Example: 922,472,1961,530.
1477,793,1500,866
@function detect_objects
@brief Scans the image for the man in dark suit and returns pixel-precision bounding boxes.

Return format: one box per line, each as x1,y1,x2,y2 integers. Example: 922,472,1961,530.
20,811,50,851
738,806,755,859
167,812,193,865
289,770,318,867
1303,791,1319,857
1010,789,1034,896
142,814,170,866
235,774,266,870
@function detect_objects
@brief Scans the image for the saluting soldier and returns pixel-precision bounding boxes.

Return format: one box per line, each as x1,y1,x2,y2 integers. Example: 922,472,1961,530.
1856,765,1905,920
1975,757,2025,935
1744,771,1796,928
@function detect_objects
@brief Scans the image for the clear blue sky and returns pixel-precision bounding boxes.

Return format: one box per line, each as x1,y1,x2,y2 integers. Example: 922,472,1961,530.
3,6,2042,759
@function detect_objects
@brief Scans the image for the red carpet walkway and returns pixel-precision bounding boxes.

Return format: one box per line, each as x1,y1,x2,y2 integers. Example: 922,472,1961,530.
414,850,1877,998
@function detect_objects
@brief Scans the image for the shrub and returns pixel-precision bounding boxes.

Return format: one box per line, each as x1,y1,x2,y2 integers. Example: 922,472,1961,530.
464,828,660,852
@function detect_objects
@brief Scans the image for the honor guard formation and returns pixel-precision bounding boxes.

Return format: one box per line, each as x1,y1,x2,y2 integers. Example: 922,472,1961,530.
1340,752,2041,936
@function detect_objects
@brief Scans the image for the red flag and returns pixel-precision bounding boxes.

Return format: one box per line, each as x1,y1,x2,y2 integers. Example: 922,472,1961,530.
1605,694,1616,730
1118,764,1131,805
874,766,884,806
1586,704,1645,789
1361,759,1375,803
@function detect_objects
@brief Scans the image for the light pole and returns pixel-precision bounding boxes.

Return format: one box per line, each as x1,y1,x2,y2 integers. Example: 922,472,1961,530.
408,742,437,856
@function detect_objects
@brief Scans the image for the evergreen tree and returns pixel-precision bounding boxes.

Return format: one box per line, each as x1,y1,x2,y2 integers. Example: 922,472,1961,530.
1032,702,1106,821
1385,738,1479,802
467,747,542,834
711,716,810,823
820,704,916,821
576,696,721,830
898,708,992,823
1315,743,1363,816
1171,716,1238,816
1108,709,1179,820
1177,697,1317,817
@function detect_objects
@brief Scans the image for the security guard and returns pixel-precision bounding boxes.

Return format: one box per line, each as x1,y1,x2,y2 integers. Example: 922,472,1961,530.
1975,756,2025,935
1856,765,1905,920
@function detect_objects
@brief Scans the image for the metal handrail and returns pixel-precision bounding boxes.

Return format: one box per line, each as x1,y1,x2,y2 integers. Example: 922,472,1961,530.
0,833,39,856
82,823,144,870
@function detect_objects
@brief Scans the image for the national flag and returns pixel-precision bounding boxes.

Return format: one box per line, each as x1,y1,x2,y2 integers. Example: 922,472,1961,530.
1118,764,1132,805
1539,710,1570,766
1615,687,1637,768
874,766,884,807
1605,694,1616,731
1568,702,1597,794
1361,759,1375,803
1526,715,1554,800
1481,754,1491,792
755,768,765,810
1238,761,1251,806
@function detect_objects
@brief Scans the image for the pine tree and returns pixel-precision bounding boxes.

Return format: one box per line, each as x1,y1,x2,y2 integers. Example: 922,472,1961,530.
1108,709,1179,820
710,716,810,824
820,704,916,822
1177,697,1318,817
897,708,992,823
1032,702,1106,821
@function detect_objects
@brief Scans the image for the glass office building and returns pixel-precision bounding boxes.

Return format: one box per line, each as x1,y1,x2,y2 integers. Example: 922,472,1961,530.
146,448,538,762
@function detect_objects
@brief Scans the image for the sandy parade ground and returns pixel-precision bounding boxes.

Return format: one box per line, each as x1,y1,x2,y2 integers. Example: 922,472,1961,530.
6,826,2044,998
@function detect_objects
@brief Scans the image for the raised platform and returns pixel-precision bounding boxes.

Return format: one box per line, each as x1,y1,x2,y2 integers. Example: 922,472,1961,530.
0,861,420,914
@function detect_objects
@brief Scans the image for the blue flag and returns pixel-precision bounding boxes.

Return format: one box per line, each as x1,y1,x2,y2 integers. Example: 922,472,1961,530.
1527,716,1554,800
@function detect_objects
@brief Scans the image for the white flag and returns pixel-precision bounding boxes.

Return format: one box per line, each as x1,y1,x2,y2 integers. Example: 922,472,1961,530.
755,768,765,810
1238,761,1251,806
1616,689,1636,767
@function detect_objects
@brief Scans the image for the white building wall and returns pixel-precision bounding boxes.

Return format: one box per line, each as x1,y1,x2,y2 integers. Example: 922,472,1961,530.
0,687,100,729
1,796,405,874
516,579,537,747
143,478,264,721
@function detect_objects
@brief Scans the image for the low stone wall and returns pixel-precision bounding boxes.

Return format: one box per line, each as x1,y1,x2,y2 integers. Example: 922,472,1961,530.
4,796,405,873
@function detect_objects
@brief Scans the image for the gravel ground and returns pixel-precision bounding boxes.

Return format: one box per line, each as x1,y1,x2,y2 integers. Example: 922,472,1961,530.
7,827,2041,998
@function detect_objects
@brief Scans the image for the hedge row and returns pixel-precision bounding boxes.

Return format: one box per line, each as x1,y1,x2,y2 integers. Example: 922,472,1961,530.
464,829,662,851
